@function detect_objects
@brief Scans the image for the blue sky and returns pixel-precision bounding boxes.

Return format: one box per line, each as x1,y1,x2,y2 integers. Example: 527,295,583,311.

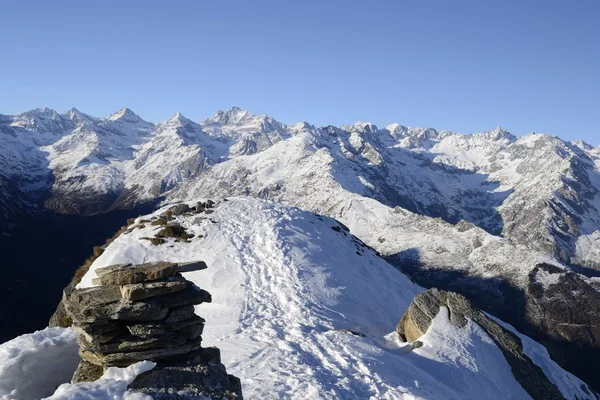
1,1,599,143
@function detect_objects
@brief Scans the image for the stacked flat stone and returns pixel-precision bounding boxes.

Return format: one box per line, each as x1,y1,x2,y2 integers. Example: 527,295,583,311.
64,260,211,374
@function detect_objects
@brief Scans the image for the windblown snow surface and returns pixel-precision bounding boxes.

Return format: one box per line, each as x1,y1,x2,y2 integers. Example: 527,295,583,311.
69,197,589,399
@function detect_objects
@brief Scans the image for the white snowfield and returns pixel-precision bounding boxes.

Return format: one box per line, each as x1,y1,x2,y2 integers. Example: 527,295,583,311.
74,197,589,399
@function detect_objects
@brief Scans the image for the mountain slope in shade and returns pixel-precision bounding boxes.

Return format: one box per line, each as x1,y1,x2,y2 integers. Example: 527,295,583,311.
69,198,591,400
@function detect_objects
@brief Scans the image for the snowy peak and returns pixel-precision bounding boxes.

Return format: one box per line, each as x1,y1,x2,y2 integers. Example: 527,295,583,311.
207,106,253,126
476,126,517,142
341,121,378,134
164,112,195,127
106,107,145,124
202,106,284,133
9,107,67,133
62,107,94,123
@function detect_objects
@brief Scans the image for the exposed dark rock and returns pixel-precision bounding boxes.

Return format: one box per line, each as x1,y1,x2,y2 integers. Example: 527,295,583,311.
81,340,203,367
73,320,125,344
151,218,167,226
156,224,194,241
397,288,569,400
141,237,166,245
336,329,365,337
77,331,187,355
154,283,211,308
168,204,191,216
126,315,205,340
164,304,196,323
128,362,243,399
178,260,208,273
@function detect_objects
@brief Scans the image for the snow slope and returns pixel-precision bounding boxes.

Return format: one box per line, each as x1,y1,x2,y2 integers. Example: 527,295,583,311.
71,198,590,399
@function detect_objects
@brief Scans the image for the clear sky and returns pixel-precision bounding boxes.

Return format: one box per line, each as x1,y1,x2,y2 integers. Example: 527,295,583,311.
1,1,599,143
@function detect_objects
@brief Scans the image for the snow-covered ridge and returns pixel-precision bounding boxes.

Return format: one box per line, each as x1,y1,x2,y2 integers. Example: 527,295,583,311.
2,197,584,399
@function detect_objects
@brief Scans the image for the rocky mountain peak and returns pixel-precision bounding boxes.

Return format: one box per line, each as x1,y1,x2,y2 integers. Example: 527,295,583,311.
106,107,145,123
342,121,378,134
10,107,68,133
63,107,94,123
165,112,195,127
208,107,253,126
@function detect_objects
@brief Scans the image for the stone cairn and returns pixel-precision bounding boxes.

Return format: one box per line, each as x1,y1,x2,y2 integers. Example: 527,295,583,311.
63,260,243,399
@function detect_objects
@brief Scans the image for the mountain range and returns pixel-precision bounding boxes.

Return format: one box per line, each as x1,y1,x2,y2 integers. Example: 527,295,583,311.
2,106,600,393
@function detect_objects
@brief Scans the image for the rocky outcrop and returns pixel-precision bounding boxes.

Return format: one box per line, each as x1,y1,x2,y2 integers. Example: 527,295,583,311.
397,288,597,400
63,261,242,399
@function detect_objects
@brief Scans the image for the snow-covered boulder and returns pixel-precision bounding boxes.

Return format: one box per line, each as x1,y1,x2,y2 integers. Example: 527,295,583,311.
397,288,597,400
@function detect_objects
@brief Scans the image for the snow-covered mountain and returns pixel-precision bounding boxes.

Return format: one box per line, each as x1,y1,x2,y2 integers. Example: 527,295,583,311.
3,106,600,271
3,106,600,390
1,198,593,399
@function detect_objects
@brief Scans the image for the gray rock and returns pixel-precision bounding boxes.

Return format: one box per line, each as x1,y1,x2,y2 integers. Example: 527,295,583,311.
112,300,170,322
71,359,104,384
128,362,242,399
126,316,204,339
94,262,179,285
164,305,196,323
120,278,187,302
94,263,133,277
168,204,191,216
397,288,566,400
78,331,186,354
65,285,170,323
81,340,203,367
177,260,208,273
154,283,211,308
176,316,205,340
127,323,167,339
73,320,125,344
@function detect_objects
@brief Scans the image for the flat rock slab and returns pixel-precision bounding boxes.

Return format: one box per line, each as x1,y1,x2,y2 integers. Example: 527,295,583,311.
81,340,203,367
66,286,169,323
177,260,208,273
164,305,196,323
121,277,188,302
78,331,186,355
126,315,205,339
154,283,212,308
94,263,133,277
73,320,125,344
95,262,179,285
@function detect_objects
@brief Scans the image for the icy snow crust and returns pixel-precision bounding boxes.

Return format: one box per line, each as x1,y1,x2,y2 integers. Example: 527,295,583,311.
76,198,589,399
